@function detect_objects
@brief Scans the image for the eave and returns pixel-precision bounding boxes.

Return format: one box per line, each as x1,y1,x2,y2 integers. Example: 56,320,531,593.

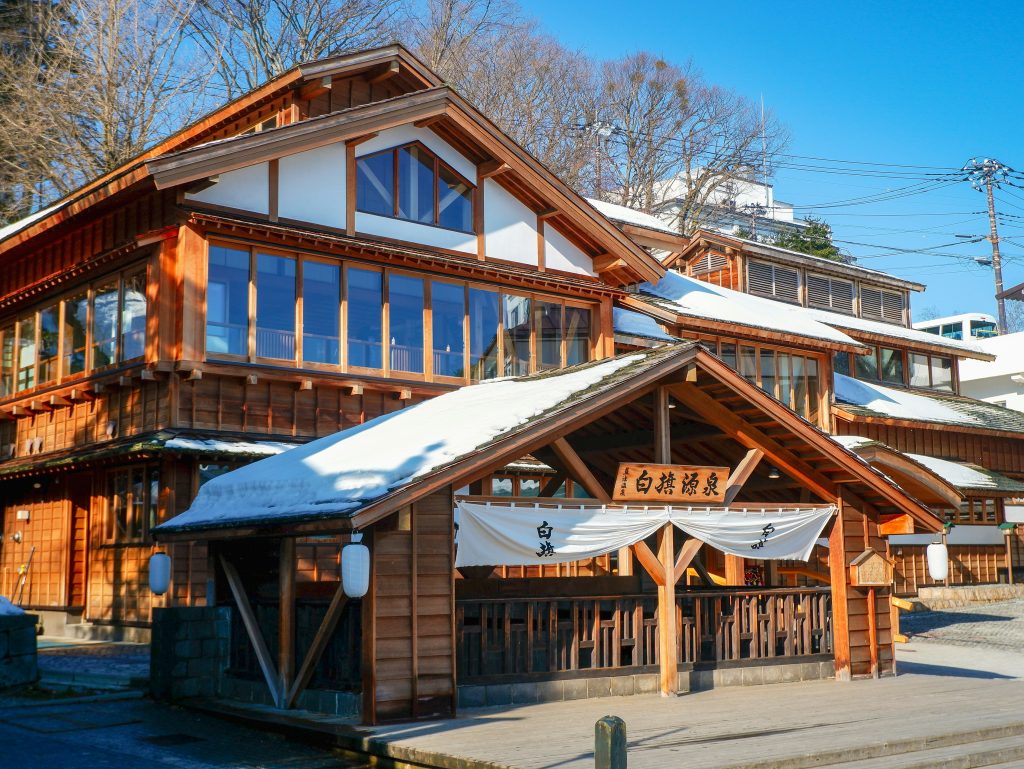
833,406,1024,440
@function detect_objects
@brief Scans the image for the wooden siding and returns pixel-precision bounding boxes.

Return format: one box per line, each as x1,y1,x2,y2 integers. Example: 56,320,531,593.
365,488,455,723
0,480,69,608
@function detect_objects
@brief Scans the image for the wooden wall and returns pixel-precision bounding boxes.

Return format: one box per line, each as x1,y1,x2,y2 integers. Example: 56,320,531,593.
363,488,455,723
0,478,69,608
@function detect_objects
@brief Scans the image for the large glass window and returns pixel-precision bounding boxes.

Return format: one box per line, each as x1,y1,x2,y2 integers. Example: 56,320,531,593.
302,262,340,365
931,356,953,391
537,301,562,371
206,245,249,356
63,294,87,376
255,253,296,359
565,307,591,367
739,346,757,384
855,346,878,381
37,304,60,384
503,295,531,376
432,281,465,378
833,350,851,378
121,271,147,360
356,143,475,232
91,281,118,368
16,317,36,390
347,267,383,369
0,325,13,397
807,358,820,423
792,355,807,418
469,288,499,380
389,274,424,373
104,465,159,543
760,348,776,399
879,347,904,385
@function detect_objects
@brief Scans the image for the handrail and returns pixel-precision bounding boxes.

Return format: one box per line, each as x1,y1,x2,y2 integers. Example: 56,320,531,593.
456,586,831,604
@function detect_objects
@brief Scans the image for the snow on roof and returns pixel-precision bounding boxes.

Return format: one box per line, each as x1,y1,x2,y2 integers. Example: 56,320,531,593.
639,270,860,348
958,332,1024,381
0,203,61,245
587,198,678,235
801,306,987,357
833,372,1024,433
830,435,876,451
157,351,660,533
613,307,678,342
163,436,300,457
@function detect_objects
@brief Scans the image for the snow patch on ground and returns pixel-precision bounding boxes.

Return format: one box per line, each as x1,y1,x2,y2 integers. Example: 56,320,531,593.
159,355,646,531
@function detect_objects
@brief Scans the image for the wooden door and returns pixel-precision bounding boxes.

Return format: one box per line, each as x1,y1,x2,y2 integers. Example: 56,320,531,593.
67,474,91,608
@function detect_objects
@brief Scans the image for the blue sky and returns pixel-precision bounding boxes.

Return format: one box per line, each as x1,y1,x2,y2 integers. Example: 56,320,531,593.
517,0,1024,320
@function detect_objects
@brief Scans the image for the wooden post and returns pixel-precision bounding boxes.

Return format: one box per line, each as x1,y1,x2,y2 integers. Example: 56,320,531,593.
653,386,676,696
867,586,878,679
941,528,950,588
724,555,745,586
595,716,627,769
1005,528,1015,585
279,538,296,702
827,498,851,681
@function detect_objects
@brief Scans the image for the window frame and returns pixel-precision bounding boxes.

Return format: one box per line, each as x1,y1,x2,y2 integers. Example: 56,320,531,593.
102,464,161,545
355,141,476,234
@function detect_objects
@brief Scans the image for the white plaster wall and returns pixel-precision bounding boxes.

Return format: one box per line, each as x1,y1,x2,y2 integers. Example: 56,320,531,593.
355,212,477,254
960,375,1024,413
278,142,346,230
483,179,537,266
544,225,596,277
186,162,269,214
355,125,475,181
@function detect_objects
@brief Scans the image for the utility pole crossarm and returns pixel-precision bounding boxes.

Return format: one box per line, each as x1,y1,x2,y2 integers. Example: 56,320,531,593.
963,157,1013,334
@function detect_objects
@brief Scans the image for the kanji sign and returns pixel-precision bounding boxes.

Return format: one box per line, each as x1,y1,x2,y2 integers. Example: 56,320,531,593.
612,463,729,504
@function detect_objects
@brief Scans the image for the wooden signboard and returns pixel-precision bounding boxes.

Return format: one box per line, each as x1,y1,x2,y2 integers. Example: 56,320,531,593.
848,548,893,587
613,463,729,504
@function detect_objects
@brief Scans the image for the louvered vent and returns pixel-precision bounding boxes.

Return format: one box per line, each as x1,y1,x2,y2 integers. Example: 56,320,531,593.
774,266,800,303
881,289,904,323
861,287,882,319
691,252,728,275
861,287,904,323
807,274,854,314
748,260,800,303
748,260,774,296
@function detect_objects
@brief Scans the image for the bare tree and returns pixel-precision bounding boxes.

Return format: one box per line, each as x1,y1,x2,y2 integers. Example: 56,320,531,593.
185,0,403,98
1006,300,1024,334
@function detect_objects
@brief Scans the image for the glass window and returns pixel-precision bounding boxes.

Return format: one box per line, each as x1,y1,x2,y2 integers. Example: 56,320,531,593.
130,467,146,540
739,346,757,384
792,354,807,418
909,353,930,387
807,358,820,423
760,348,776,399
537,301,562,371
92,281,118,368
302,261,340,365
37,305,60,384
491,476,513,496
432,281,465,378
16,316,36,390
519,478,541,497
971,319,998,338
833,351,851,378
879,347,904,385
503,295,531,376
565,306,591,367
469,287,499,380
347,267,383,369
120,271,146,361
931,356,953,391
437,163,473,232
719,342,736,370
206,245,249,357
855,346,878,381
255,253,296,359
777,353,792,408
397,145,435,224
63,294,87,376
389,274,424,373
0,325,14,397
356,151,395,218
106,471,128,541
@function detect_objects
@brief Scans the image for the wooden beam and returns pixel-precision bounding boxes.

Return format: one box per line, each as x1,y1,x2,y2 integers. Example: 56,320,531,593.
478,159,511,178
414,114,446,129
673,537,703,584
369,60,400,84
654,387,671,463
656,523,677,696
285,584,349,709
220,555,281,706
630,540,664,586
539,472,567,497
278,539,296,701
723,448,764,506
536,207,559,220
550,437,611,503
593,253,627,273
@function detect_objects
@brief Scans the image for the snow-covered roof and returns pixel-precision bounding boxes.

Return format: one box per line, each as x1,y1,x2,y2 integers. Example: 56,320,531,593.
0,204,60,245
163,436,300,457
156,350,668,533
638,271,861,348
958,332,1024,381
613,307,678,343
587,198,678,236
833,373,1024,434
802,306,988,357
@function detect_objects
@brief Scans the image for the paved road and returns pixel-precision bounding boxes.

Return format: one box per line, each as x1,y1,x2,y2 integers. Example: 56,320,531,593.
900,598,1024,653
0,692,365,769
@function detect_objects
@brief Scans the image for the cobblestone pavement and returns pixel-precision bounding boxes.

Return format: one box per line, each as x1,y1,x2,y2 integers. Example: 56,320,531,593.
0,692,366,769
37,640,151,683
900,598,1024,653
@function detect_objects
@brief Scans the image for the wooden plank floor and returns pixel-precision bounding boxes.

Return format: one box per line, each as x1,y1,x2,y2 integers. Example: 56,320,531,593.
365,644,1024,769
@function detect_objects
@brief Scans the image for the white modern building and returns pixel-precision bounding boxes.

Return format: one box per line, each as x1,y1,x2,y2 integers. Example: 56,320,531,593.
958,332,1024,412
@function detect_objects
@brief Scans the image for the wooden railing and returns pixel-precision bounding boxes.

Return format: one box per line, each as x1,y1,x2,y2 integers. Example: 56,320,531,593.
456,587,831,684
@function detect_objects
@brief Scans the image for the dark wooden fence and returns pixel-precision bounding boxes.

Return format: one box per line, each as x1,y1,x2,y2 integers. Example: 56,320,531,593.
456,587,831,684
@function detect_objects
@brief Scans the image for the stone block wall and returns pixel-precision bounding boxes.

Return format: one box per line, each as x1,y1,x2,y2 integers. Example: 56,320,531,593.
0,613,39,689
150,606,230,700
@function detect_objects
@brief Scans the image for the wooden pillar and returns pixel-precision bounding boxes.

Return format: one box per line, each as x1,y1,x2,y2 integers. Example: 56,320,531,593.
278,538,296,702
724,555,745,586
1005,529,1015,585
653,386,676,696
827,498,851,681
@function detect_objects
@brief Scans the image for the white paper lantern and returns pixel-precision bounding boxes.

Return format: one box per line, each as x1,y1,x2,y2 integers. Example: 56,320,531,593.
149,552,172,596
926,542,949,581
342,533,370,598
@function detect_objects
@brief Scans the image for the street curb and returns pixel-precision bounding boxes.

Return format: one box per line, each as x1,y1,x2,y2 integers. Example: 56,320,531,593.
0,689,146,711
39,669,149,692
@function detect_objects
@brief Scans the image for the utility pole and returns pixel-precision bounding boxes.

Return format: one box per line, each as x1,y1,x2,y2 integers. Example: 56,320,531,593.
963,158,1012,334
588,121,615,201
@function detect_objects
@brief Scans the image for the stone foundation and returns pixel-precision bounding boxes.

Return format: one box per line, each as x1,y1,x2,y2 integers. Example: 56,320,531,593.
457,658,835,709
0,613,39,689
913,584,1024,611
150,606,231,700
